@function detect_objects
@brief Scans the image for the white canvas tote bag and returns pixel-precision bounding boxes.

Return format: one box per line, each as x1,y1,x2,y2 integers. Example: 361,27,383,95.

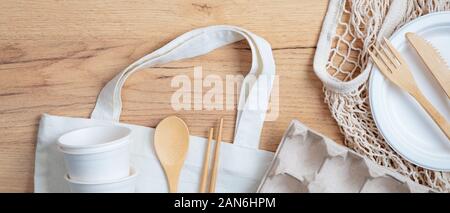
34,25,276,193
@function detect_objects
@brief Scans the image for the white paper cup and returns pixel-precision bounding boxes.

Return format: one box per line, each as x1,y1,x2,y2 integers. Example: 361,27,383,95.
65,167,138,193
57,125,132,182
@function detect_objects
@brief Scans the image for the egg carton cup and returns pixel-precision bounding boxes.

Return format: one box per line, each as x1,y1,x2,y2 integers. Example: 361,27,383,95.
257,120,435,193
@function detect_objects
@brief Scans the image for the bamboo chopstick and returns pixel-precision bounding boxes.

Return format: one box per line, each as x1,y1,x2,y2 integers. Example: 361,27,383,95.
209,117,223,193
199,128,213,193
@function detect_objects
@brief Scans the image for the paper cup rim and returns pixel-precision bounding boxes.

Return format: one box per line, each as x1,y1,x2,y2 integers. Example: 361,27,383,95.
65,166,138,185
57,125,132,154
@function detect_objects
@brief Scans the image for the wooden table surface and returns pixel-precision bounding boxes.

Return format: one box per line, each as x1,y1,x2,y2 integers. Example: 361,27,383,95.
0,0,343,192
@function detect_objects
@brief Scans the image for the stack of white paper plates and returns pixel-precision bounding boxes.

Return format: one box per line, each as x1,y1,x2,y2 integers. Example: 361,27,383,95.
369,12,450,171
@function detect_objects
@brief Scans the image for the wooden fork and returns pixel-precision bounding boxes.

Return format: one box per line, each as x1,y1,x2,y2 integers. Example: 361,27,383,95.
369,38,450,140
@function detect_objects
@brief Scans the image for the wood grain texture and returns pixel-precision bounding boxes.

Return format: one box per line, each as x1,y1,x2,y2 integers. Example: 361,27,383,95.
0,0,343,192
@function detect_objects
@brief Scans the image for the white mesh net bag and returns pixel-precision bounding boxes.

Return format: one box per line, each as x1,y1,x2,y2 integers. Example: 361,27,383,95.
314,0,450,192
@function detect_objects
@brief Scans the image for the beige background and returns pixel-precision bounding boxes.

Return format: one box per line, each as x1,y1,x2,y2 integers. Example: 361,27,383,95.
0,0,343,192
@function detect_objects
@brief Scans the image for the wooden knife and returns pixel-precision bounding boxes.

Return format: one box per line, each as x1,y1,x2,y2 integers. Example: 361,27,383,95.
406,32,450,99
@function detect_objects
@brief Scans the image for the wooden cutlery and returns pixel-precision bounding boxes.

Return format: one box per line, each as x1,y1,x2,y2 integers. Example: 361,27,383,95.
369,38,450,140
199,117,224,193
154,116,190,193
209,117,223,193
199,128,213,193
406,32,450,99
154,116,225,193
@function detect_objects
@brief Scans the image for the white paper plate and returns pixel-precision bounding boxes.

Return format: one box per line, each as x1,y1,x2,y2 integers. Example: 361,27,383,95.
369,12,450,171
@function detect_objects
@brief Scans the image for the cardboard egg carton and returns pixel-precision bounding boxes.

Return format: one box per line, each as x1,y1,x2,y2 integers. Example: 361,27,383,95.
257,120,434,193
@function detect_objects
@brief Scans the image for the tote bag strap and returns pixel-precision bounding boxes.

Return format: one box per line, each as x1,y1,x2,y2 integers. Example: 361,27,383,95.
91,25,275,149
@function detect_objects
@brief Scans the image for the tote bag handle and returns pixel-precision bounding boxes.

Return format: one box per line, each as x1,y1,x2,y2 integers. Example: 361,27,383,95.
91,25,275,149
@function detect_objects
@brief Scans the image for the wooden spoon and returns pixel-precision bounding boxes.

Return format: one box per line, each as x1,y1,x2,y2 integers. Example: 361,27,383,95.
154,116,190,193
